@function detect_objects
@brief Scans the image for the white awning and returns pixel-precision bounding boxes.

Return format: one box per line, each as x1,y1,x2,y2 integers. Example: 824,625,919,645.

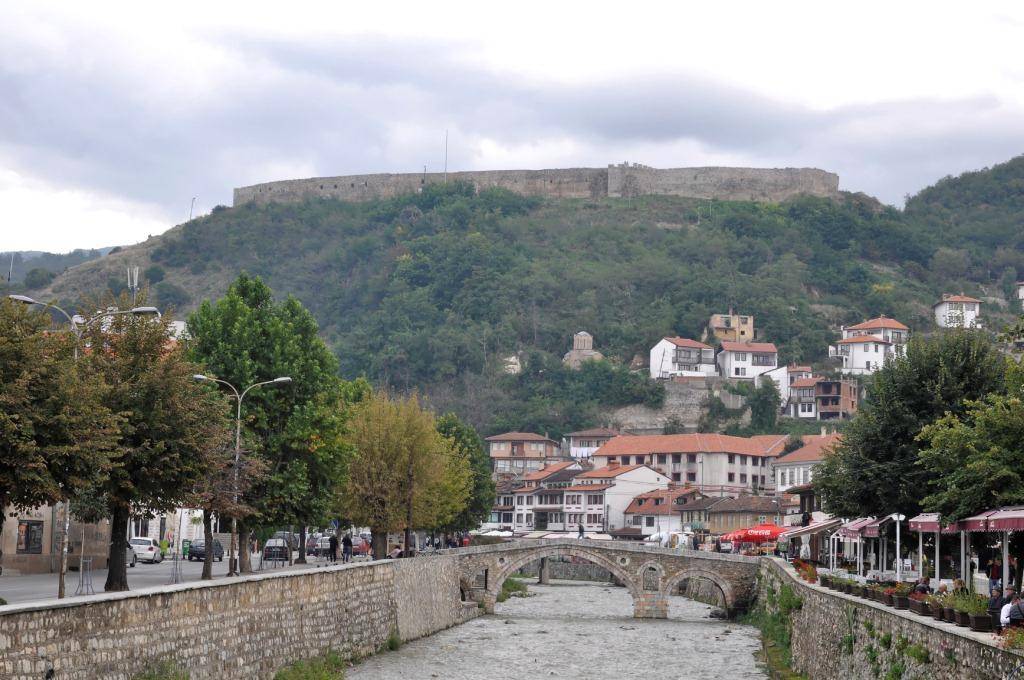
780,518,842,541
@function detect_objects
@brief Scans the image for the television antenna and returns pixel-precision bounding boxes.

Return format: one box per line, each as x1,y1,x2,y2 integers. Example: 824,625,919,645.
127,266,140,305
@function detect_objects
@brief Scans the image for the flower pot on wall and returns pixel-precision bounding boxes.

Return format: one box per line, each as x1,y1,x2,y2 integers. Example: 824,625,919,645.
956,611,971,627
943,607,957,622
969,613,993,632
893,595,909,610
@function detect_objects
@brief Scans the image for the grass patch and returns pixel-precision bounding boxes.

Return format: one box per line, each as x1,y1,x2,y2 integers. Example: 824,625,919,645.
385,629,402,652
132,661,189,680
496,576,528,603
905,644,930,664
879,632,892,650
273,650,346,680
884,659,904,680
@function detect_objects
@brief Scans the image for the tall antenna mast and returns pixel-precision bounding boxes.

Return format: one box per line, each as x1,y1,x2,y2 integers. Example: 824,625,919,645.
444,129,448,183
127,266,140,305
189,196,197,221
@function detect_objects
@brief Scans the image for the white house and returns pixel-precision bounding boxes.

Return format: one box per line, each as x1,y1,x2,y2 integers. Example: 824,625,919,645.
758,364,812,407
787,377,822,418
1017,282,1024,309
566,427,622,460
621,487,704,538
933,294,983,328
841,316,908,354
773,432,841,493
716,341,778,380
649,337,717,379
562,464,670,533
828,316,909,376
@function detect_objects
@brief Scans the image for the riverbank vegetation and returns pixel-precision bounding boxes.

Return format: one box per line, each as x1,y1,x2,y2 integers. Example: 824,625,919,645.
742,581,806,680
497,576,529,603
274,651,347,680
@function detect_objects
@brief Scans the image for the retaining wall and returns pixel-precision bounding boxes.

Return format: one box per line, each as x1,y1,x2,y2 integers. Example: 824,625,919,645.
0,556,478,680
759,558,1024,679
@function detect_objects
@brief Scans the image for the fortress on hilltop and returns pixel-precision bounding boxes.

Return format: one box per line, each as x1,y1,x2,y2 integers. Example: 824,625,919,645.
232,162,840,206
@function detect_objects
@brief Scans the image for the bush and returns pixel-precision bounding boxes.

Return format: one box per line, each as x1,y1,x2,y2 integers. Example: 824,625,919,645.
905,643,930,664
497,576,528,603
273,650,346,680
1000,627,1024,651
132,660,189,680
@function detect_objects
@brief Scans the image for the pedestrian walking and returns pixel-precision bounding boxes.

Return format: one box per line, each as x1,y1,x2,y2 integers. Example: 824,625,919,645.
342,533,353,563
328,533,339,563
989,556,1003,591
577,523,585,539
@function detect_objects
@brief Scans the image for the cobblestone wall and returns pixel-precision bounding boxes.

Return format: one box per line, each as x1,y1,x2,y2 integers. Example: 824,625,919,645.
758,558,1024,679
516,558,615,582
0,556,478,680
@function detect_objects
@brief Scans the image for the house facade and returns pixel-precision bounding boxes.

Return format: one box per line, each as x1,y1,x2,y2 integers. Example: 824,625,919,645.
649,337,716,379
592,433,789,495
786,376,821,419
566,427,622,460
774,432,841,493
485,481,520,531
510,462,583,533
708,311,755,343
717,341,778,380
486,432,563,479
829,316,908,376
705,495,791,535
563,464,671,533
933,294,983,328
622,486,705,538
815,378,858,420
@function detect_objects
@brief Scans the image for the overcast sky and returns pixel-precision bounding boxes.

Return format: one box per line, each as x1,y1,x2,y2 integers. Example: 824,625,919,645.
3,2,1024,251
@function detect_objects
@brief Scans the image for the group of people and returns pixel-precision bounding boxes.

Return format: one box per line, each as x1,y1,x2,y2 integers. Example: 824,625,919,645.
325,533,354,563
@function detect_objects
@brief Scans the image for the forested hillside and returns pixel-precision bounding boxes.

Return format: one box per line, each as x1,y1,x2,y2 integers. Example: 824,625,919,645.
26,155,1024,436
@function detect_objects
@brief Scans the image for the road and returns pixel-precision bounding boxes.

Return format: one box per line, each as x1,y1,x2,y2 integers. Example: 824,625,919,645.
0,551,368,605
348,579,768,679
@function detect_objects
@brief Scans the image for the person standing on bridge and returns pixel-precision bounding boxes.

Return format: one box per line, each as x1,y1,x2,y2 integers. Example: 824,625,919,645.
342,533,353,563
578,523,584,539
328,533,339,563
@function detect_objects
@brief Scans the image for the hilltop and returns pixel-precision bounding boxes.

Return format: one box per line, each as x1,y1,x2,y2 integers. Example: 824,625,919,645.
22,155,1024,435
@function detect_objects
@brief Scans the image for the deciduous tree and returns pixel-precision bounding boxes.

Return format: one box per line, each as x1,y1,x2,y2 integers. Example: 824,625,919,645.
435,413,495,534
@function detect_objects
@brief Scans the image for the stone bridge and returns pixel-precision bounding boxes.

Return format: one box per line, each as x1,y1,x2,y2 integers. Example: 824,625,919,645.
444,539,759,619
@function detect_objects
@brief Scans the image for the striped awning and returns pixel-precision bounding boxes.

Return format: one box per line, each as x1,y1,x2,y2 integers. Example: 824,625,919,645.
837,517,875,538
984,507,1024,532
908,513,962,534
780,518,842,541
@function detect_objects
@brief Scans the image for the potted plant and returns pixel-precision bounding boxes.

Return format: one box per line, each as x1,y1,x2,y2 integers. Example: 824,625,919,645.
908,591,929,615
928,594,945,620
892,583,911,610
882,586,897,607
967,594,994,632
943,595,957,624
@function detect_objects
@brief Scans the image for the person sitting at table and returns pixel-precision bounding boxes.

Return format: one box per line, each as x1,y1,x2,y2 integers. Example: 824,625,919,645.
913,577,931,594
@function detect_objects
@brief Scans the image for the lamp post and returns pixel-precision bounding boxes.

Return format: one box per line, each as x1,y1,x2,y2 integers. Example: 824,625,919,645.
7,294,161,599
193,374,292,576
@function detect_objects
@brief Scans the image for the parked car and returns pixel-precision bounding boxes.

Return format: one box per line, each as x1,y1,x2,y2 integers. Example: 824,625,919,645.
263,538,289,561
272,531,300,551
352,536,371,556
305,535,319,555
316,536,332,556
188,538,224,562
129,537,163,563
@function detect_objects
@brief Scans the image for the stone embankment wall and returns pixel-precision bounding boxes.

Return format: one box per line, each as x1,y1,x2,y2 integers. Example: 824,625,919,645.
607,378,748,434
516,558,616,582
758,558,1024,679
233,165,839,207
0,556,478,680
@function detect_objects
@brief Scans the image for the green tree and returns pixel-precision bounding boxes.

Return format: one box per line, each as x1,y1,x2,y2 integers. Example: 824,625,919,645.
0,300,118,571
81,297,232,591
187,274,354,571
341,392,471,558
23,267,56,289
814,330,1005,519
748,377,781,433
435,413,495,533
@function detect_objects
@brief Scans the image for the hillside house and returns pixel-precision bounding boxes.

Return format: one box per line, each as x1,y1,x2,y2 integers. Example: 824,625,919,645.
620,486,705,538
592,433,789,495
815,378,858,420
562,331,604,369
717,341,778,379
787,376,822,418
758,364,813,406
933,294,983,328
679,496,727,534
486,432,563,479
484,480,521,531
829,316,908,376
563,464,671,533
707,310,755,343
774,432,841,493
566,427,622,459
649,337,716,379
1017,282,1024,309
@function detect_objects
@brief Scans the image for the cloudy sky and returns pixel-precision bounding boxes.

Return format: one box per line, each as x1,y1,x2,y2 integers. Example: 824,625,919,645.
3,2,1024,251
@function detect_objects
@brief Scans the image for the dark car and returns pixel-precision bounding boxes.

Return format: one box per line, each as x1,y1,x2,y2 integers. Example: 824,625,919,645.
188,539,224,562
272,531,300,551
263,538,290,561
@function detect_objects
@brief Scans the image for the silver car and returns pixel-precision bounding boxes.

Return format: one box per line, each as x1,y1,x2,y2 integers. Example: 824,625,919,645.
129,537,163,563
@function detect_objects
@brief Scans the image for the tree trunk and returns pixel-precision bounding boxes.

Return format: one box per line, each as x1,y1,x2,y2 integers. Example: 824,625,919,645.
0,494,6,575
238,518,252,574
404,526,412,558
296,524,307,564
104,505,130,592
371,529,387,560
202,509,214,581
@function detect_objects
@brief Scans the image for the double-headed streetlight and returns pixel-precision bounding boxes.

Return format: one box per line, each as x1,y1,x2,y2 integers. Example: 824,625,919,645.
7,294,161,599
192,374,293,576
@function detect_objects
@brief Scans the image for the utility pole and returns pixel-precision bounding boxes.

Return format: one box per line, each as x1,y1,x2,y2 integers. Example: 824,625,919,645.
189,196,197,221
444,129,448,183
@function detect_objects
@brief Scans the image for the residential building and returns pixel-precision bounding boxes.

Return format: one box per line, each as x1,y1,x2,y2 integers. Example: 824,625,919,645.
705,495,790,535
562,331,604,369
1017,282,1024,310
679,496,727,534
566,427,622,460
717,341,778,380
563,464,671,533
485,481,521,531
592,433,789,495
1,505,113,575
933,294,983,328
510,461,583,532
815,378,858,420
707,310,755,343
758,364,813,407
774,432,842,493
649,337,716,379
486,432,563,479
786,376,822,419
620,486,705,538
829,316,909,376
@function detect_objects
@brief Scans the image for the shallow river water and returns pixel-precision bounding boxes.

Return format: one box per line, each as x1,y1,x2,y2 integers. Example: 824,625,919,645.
347,579,768,680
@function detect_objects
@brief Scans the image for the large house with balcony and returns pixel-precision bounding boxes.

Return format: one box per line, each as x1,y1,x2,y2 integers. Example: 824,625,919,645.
717,341,778,380
563,464,671,534
592,433,789,495
774,432,841,493
933,294,983,328
486,431,563,479
829,316,909,376
649,337,717,379
510,461,583,532
566,427,623,460
783,376,858,420
619,486,705,539
484,480,521,531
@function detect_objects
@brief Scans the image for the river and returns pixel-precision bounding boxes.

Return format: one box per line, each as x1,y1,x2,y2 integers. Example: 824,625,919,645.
347,579,768,679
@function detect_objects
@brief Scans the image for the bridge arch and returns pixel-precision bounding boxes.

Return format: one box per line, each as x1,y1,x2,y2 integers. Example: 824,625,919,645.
661,567,737,613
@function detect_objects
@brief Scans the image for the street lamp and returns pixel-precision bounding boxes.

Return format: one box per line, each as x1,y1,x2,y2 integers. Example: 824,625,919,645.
7,294,161,598
193,374,293,575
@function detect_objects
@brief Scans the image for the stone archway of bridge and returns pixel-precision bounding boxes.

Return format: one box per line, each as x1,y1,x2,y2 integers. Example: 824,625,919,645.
660,567,735,612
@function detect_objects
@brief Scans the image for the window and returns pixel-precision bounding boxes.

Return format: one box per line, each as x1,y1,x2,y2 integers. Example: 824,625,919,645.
587,494,603,506
526,514,533,526
516,514,524,524
672,454,682,464
740,316,749,324
645,516,655,527
760,475,766,486
734,352,748,361
633,516,642,525
672,472,681,482
16,520,44,554
740,473,748,483
634,455,645,465
516,496,524,506
728,454,735,464
800,403,814,413
687,454,696,463
874,343,880,353
686,472,697,482
657,454,667,464
758,515,767,524
735,367,747,376
586,513,603,525
654,498,664,506
752,353,774,366
727,472,735,482
502,512,513,523
607,456,616,464
526,496,533,506
739,455,747,465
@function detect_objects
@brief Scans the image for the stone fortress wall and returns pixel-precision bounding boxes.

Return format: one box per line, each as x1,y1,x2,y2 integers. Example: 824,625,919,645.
233,163,840,206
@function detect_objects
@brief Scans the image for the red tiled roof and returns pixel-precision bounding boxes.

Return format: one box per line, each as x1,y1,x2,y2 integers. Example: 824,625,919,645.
777,433,842,464
521,461,577,481
787,364,813,372
625,487,701,515
567,427,622,438
846,316,909,331
836,335,891,345
790,377,823,388
720,341,778,353
935,294,982,305
663,337,712,350
562,483,613,492
485,432,558,443
596,433,789,458
577,464,644,479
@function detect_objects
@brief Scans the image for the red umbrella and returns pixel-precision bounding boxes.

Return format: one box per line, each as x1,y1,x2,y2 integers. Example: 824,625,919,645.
726,523,786,544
